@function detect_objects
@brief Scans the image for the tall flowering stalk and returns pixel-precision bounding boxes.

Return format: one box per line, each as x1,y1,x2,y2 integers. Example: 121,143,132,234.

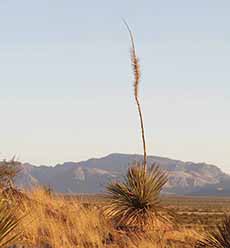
123,20,147,171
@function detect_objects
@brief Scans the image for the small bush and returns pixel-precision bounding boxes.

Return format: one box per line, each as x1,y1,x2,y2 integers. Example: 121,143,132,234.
0,199,22,247
196,216,230,248
104,163,170,229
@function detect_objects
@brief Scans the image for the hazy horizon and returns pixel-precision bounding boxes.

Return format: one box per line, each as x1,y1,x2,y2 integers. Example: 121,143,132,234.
1,1,229,172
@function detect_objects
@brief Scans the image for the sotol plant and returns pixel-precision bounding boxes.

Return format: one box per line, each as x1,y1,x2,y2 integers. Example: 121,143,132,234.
104,164,168,228
196,216,230,248
0,200,22,247
0,160,24,247
104,22,169,229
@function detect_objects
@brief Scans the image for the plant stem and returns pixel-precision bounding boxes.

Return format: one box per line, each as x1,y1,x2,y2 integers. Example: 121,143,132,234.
123,20,147,171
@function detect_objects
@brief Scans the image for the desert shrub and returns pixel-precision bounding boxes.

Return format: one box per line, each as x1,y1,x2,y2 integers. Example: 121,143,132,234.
104,22,174,233
196,215,230,248
0,159,21,190
0,199,22,247
43,184,54,196
104,163,171,230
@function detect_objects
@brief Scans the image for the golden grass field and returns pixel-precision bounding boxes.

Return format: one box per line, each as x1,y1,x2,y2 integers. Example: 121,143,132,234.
7,188,230,248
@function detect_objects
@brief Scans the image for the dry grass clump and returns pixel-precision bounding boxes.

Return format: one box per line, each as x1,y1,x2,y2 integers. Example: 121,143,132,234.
16,188,113,248
0,187,198,248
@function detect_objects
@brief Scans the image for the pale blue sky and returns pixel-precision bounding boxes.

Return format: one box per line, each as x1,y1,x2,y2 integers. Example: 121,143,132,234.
0,1,229,172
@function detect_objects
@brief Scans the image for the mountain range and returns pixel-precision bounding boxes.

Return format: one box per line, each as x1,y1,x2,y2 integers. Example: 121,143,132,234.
14,153,230,195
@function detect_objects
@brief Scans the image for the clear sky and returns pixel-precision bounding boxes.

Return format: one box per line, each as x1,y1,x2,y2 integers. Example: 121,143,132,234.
0,0,229,172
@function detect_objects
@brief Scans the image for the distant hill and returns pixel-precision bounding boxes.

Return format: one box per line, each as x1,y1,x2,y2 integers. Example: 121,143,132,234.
14,153,230,195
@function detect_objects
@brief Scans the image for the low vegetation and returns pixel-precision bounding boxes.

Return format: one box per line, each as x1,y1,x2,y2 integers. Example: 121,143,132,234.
0,199,22,248
0,187,199,247
0,187,229,248
0,156,228,248
196,216,230,248
104,164,170,230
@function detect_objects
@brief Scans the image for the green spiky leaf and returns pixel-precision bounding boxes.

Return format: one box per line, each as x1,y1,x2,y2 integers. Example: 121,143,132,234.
104,163,170,228
196,216,230,248
0,200,22,247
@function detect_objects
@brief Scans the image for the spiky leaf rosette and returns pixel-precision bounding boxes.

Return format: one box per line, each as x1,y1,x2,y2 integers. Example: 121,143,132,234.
196,216,230,248
104,163,169,228
0,200,22,247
